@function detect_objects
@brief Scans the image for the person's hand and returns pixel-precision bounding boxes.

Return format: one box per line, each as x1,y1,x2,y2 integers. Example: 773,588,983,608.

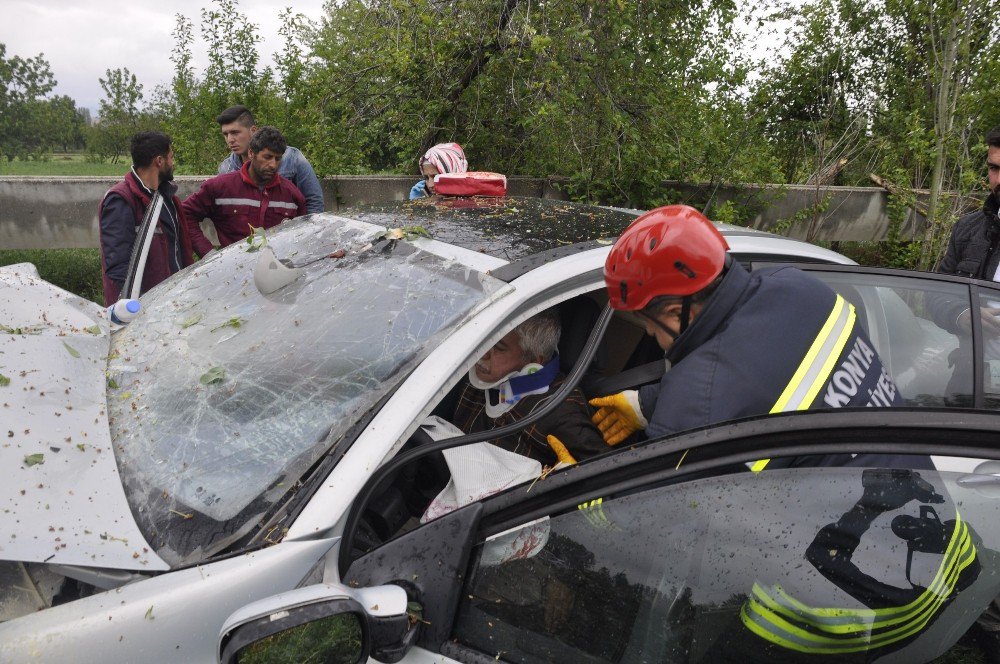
546,435,577,466
589,390,647,446
957,307,1000,334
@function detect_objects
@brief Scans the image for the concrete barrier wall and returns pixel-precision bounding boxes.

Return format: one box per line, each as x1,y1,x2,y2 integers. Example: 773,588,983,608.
0,175,957,250
663,181,932,242
0,175,571,250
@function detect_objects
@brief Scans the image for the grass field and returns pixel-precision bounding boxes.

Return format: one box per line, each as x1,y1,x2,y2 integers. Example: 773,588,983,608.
0,249,103,304
0,153,125,177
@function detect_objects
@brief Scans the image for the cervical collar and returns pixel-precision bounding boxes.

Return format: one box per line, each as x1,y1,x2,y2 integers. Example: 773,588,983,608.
468,354,560,418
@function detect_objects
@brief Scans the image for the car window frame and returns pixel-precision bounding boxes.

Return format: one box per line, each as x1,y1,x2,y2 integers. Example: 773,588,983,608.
332,261,1000,572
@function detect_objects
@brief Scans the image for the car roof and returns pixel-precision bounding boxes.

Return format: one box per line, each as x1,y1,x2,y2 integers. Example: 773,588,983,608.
344,196,853,267
347,196,634,261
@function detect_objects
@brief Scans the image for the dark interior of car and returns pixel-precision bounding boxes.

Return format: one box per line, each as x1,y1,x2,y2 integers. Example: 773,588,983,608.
353,290,662,557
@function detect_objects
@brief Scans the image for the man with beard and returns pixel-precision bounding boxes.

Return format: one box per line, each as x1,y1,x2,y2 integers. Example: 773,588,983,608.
216,105,324,213
98,131,195,306
923,127,1000,408
183,126,306,257
932,127,1000,330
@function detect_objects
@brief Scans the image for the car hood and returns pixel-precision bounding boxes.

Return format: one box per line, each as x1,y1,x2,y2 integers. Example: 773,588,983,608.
0,264,167,571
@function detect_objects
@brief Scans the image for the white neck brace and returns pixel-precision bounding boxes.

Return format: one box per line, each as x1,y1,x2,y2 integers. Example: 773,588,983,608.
468,355,559,418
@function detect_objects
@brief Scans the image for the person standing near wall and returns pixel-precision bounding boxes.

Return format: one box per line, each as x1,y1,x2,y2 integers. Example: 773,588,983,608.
185,126,306,256
217,105,325,214
932,126,1000,333
98,131,194,306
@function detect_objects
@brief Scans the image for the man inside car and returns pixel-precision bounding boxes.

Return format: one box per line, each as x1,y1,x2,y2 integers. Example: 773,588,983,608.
453,309,606,466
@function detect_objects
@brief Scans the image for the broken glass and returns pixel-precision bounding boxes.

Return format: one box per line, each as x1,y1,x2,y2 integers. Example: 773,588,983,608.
108,214,505,565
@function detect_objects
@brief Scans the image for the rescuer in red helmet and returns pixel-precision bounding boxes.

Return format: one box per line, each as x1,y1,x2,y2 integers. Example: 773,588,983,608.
589,204,906,463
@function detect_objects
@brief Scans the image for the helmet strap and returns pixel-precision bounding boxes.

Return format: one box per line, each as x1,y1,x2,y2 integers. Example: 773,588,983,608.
639,310,679,341
679,296,691,334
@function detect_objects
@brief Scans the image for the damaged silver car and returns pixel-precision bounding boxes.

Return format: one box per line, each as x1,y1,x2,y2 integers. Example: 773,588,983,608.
4,194,1000,663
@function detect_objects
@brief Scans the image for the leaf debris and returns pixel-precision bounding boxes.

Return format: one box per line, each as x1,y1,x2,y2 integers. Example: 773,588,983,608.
199,366,226,385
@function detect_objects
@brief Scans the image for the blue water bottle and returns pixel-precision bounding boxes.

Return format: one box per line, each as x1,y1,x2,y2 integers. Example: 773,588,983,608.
108,299,141,325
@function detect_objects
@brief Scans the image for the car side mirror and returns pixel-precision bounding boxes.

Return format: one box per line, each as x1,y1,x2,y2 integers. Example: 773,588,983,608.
219,583,415,664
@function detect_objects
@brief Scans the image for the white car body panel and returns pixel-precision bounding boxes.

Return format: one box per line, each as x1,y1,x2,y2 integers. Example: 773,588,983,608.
0,265,166,571
0,537,335,662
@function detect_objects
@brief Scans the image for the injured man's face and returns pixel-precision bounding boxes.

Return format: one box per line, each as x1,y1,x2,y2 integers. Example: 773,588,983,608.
474,329,538,384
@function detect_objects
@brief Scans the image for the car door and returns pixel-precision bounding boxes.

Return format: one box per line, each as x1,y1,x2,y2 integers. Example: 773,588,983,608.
773,265,1000,411
317,409,1000,664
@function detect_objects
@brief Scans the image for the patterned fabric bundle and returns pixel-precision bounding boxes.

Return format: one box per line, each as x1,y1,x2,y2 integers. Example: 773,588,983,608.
419,142,468,174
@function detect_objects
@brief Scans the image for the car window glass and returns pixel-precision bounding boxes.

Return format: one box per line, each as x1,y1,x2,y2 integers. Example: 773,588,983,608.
107,215,506,565
451,457,1000,663
977,290,1000,409
808,272,972,407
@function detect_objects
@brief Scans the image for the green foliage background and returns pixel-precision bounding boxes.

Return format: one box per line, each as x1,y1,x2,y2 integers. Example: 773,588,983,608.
2,0,999,272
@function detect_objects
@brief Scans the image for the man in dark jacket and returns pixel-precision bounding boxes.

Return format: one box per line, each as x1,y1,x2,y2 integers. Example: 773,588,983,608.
98,131,195,306
452,309,606,466
183,126,306,257
589,205,908,471
932,126,1000,333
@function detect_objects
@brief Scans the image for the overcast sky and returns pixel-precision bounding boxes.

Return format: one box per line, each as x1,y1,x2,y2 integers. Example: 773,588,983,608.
4,0,327,112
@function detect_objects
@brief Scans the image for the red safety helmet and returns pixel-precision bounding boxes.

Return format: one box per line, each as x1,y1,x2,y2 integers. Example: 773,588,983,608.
605,205,729,311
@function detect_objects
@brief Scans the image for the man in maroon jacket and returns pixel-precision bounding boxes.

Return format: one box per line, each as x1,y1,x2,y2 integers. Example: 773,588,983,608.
183,126,306,256
99,131,195,306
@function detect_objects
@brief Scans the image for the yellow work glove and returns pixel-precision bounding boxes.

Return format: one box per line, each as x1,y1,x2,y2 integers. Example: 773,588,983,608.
589,390,647,446
546,435,577,466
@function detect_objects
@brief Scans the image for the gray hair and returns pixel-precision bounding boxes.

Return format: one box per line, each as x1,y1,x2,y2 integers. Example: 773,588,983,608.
514,310,561,363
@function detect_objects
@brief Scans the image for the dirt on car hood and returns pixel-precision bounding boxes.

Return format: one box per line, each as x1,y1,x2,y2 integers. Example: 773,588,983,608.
0,265,167,571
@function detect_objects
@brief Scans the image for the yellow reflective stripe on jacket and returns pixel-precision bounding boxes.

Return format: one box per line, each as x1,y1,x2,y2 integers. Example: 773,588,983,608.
577,498,612,529
751,296,856,473
740,515,977,653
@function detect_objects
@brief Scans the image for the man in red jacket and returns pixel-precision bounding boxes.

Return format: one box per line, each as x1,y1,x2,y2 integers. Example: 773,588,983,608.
98,131,195,306
183,126,306,256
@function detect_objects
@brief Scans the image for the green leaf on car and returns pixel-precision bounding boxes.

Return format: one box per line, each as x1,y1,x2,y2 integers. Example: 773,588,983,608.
245,225,268,252
210,317,243,333
84,325,101,335
402,225,432,240
62,342,80,358
0,374,9,387
24,453,44,467
180,313,202,328
200,366,226,385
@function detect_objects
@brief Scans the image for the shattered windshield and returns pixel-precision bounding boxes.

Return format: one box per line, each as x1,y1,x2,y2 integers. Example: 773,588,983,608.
107,214,504,566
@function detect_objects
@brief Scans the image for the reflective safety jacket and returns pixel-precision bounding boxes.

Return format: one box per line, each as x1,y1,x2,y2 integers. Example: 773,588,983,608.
182,162,306,256
730,468,987,661
638,262,902,445
219,146,324,214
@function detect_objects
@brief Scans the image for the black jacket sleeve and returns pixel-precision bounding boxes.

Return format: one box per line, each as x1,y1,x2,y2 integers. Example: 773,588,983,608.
539,390,608,461
99,195,137,290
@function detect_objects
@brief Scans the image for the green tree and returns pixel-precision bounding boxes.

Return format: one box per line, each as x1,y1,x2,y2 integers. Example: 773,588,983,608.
306,0,764,206
155,0,283,173
46,95,87,152
89,67,147,163
0,43,57,161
